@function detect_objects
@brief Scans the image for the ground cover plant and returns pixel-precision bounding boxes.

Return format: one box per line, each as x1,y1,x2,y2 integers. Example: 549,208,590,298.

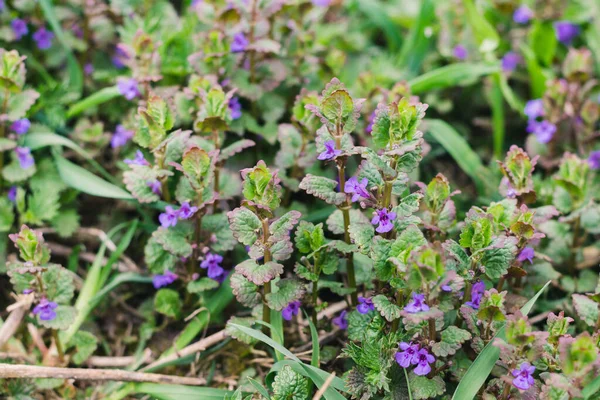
0,0,600,399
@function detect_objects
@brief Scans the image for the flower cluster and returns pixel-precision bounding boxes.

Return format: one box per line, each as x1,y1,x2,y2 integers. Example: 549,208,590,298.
158,202,198,228
395,342,436,376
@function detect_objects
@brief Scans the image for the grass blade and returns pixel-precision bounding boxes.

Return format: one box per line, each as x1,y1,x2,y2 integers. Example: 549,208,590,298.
305,311,320,368
228,323,300,362
247,377,271,399
396,0,435,75
66,86,121,119
409,63,500,94
462,0,499,52
424,119,496,194
269,360,348,400
489,73,505,161
451,281,551,400
130,383,233,400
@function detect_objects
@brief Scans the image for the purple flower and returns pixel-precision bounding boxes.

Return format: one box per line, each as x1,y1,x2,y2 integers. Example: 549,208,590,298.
554,21,580,45
371,208,397,234
178,202,198,219
528,120,556,144
588,151,600,170
229,97,242,120
84,63,94,76
513,5,533,24
344,176,370,202
117,78,140,100
395,342,420,368
11,19,28,40
318,140,342,161
404,293,430,313
159,206,179,228
282,301,301,321
332,310,348,329
124,150,149,166
11,119,30,135
413,349,435,376
524,99,544,120
33,27,54,50
200,253,225,281
231,32,249,53
7,186,17,203
152,270,178,289
441,284,452,292
32,298,58,321
111,124,134,148
502,52,522,72
71,23,83,39
452,45,468,60
15,147,34,169
465,281,485,309
312,0,331,6
0,0,5,12
23,288,34,295
512,362,535,390
366,111,376,134
517,247,535,264
357,296,375,314
112,46,129,69
147,180,162,195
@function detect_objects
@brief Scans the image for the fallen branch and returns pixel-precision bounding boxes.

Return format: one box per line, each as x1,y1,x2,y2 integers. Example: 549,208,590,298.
142,329,228,372
87,349,153,368
313,372,336,399
0,363,206,386
0,301,30,349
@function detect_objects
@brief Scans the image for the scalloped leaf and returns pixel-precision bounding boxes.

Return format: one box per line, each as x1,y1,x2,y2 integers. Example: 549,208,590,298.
235,259,283,285
230,272,261,307
432,326,472,357
227,207,261,246
266,279,305,311
299,174,346,206
372,294,401,322
572,294,599,327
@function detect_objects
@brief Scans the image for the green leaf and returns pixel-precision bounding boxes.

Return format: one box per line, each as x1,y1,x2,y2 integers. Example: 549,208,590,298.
226,316,258,345
3,158,36,183
50,209,80,238
230,272,261,308
187,278,219,294
136,95,175,149
481,245,516,280
154,289,182,318
54,154,133,200
130,383,233,400
272,365,309,400
123,165,170,204
372,294,402,322
235,259,284,285
409,63,500,94
42,264,75,304
462,0,499,52
270,211,302,241
409,373,446,400
572,294,599,327
299,174,346,206
432,326,472,357
295,221,326,254
202,213,237,253
0,197,15,232
7,89,39,120
38,305,77,330
145,236,178,274
152,226,193,258
66,86,120,118
451,281,551,400
227,207,262,246
425,119,495,194
529,21,557,67
70,331,98,365
266,279,305,311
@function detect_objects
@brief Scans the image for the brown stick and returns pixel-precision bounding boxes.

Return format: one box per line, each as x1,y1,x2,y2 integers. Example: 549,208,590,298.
0,304,28,349
313,372,337,400
0,363,206,386
87,349,153,368
142,329,228,372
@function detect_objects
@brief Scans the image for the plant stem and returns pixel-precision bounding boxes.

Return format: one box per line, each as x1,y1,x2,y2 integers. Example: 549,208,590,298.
334,135,357,306
212,129,220,214
391,290,403,333
428,319,436,341
52,330,64,363
261,218,272,334
569,217,581,274
0,88,9,190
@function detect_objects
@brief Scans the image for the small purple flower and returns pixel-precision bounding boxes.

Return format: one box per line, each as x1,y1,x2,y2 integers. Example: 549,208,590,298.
159,206,179,228
465,281,485,309
413,348,435,376
178,202,198,220
517,247,535,264
15,147,34,169
84,63,94,76
554,21,580,45
502,52,522,72
7,186,17,203
11,19,28,40
404,293,430,313
371,208,397,234
112,46,129,69
152,270,178,289
231,32,249,53
111,124,134,148
332,310,348,329
513,5,533,24
10,119,30,135
365,111,376,134
23,288,34,294
344,176,370,202
524,99,544,120
71,23,84,39
200,253,225,281
147,180,162,195
441,285,452,292
117,78,140,100
32,27,54,50
452,45,468,60
312,0,331,6
528,120,556,144
395,342,420,368
0,0,5,13
512,362,535,390
124,150,149,166
357,296,375,314
318,140,342,161
282,301,301,321
588,151,600,170
228,97,242,120
32,298,58,321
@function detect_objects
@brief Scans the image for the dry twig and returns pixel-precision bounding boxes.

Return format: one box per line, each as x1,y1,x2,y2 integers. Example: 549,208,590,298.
313,372,336,399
